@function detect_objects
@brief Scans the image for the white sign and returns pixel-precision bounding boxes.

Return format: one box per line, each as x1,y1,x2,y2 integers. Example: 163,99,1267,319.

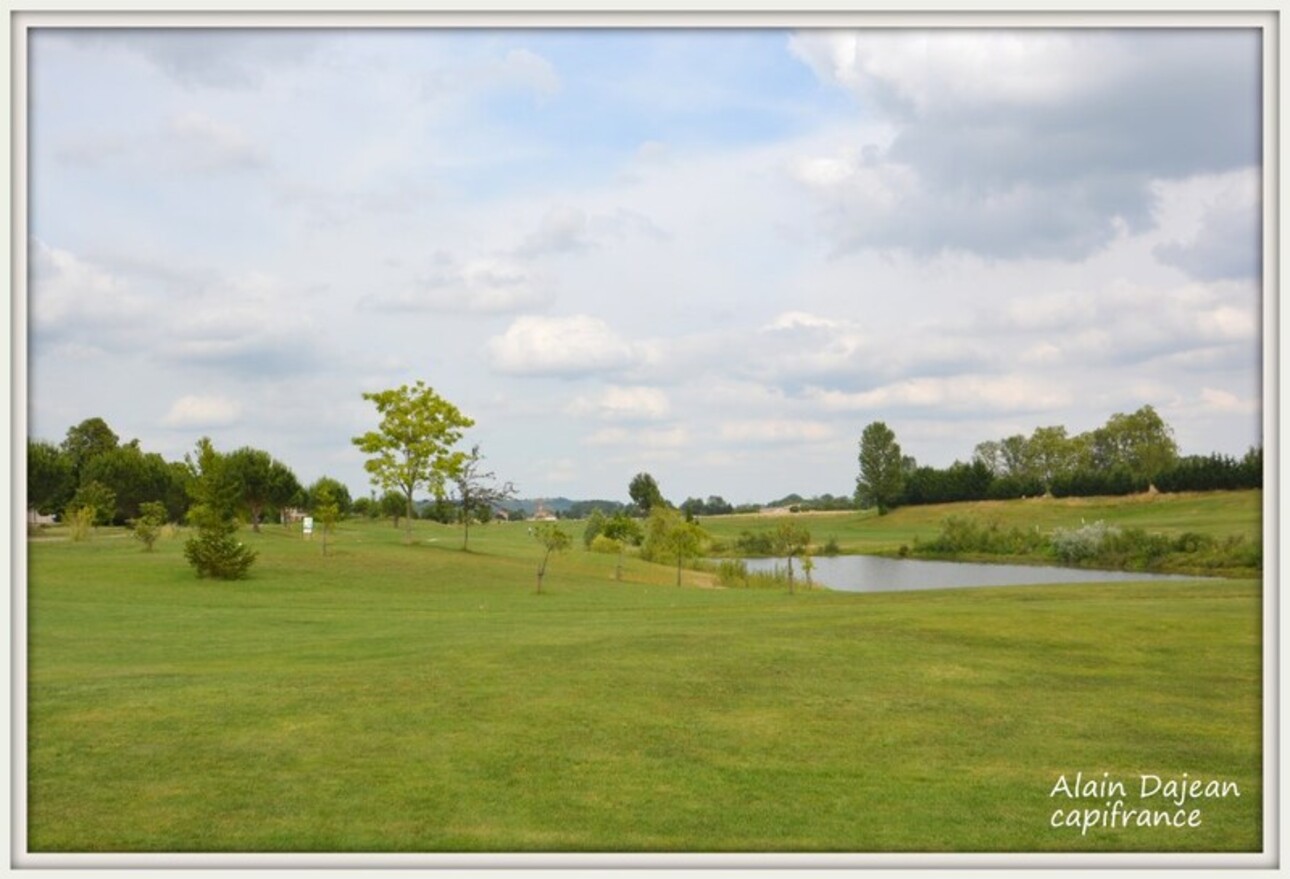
303,517,314,535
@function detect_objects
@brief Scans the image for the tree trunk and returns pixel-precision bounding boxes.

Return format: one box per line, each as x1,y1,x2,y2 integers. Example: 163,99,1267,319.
676,557,683,586
404,491,413,544
787,555,795,594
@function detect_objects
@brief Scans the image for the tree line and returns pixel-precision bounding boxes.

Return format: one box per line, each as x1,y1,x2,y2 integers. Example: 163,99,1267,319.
857,405,1262,514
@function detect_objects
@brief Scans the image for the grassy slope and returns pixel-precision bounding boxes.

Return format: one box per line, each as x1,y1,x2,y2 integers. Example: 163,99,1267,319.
27,496,1263,853
699,489,1262,556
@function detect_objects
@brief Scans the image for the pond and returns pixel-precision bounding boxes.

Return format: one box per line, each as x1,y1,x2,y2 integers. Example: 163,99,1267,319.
740,554,1203,593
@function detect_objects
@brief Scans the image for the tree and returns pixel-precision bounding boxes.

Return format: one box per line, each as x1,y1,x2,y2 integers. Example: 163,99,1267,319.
28,440,74,517
628,472,665,515
774,521,811,593
311,483,341,557
67,480,116,528
183,438,257,580
856,421,904,515
379,490,406,528
1027,425,1076,494
1090,405,1179,484
226,448,302,533
60,416,119,481
642,507,706,586
583,508,607,548
81,445,182,525
532,522,571,594
130,501,167,552
450,445,516,551
352,381,475,544
306,476,352,518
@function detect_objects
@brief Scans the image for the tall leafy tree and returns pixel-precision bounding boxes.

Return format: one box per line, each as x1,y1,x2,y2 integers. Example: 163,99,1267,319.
81,445,181,524
856,421,904,515
352,381,475,544
60,417,119,481
307,477,353,517
226,447,302,532
27,440,75,516
628,472,665,514
1090,405,1179,483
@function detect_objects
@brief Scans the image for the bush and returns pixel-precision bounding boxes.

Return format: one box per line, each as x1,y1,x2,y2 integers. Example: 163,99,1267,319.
67,506,96,542
734,530,776,555
1049,521,1120,564
918,516,1046,556
715,559,748,588
183,531,256,580
822,536,841,556
130,500,167,552
589,534,622,555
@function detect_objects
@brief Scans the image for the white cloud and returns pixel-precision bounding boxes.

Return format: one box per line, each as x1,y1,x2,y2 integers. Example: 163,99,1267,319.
807,375,1071,414
566,385,670,421
168,111,266,171
366,256,553,314
488,314,642,377
500,48,560,101
718,419,835,445
584,425,690,450
161,394,243,429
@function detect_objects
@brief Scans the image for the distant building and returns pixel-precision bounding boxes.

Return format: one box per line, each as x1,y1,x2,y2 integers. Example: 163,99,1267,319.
532,500,558,521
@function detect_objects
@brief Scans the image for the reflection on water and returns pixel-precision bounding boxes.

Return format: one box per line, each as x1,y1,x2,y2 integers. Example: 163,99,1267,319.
741,554,1202,593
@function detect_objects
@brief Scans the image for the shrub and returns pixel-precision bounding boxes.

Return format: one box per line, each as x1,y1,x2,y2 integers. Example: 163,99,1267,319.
589,534,622,555
715,559,748,588
130,500,167,552
822,536,841,556
1049,521,1120,564
184,532,256,580
67,506,96,542
734,530,776,555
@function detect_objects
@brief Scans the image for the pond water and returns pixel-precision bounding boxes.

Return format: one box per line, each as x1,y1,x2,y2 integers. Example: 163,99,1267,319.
740,554,1202,593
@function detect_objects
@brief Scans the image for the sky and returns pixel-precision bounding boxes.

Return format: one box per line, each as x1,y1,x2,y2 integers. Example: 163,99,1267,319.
26,25,1265,506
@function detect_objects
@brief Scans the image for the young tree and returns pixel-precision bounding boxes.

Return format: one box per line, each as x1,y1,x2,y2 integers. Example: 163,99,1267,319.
67,480,116,528
774,521,811,593
312,483,341,557
856,421,904,515
450,445,517,551
352,381,475,544
130,500,168,552
183,438,257,580
306,476,353,517
643,507,706,586
532,523,571,594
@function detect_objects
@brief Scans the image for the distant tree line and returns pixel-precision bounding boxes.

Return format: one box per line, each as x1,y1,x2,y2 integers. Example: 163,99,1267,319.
857,405,1262,514
28,417,368,535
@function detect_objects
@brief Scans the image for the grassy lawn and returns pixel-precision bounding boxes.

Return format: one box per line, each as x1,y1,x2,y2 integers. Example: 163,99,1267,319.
26,495,1263,853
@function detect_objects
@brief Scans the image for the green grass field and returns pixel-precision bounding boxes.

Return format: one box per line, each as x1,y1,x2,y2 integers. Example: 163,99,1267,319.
26,491,1263,853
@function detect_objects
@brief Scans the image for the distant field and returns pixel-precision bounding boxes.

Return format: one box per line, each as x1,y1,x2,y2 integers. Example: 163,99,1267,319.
26,495,1263,854
698,490,1263,556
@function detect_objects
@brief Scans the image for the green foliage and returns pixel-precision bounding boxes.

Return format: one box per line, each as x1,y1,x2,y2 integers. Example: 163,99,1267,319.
588,534,622,555
532,522,571,593
60,417,119,480
312,484,342,557
856,421,904,515
583,508,607,548
130,501,167,552
183,438,257,580
66,506,95,542
67,480,117,528
734,530,776,555
307,476,353,517
226,447,302,532
917,516,1047,556
28,439,75,516
352,381,474,543
601,512,643,546
628,472,665,514
81,444,184,525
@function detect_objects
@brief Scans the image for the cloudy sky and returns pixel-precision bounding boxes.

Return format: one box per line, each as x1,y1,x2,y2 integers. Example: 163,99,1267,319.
27,25,1264,505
